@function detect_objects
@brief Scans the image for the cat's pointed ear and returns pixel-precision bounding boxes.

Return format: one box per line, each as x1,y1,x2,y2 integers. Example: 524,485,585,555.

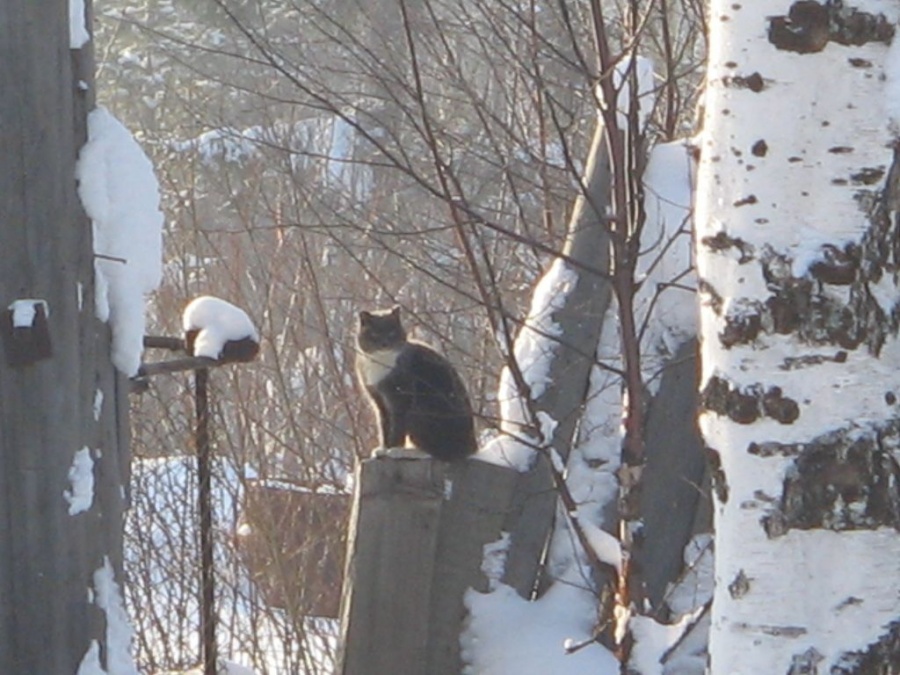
390,305,401,318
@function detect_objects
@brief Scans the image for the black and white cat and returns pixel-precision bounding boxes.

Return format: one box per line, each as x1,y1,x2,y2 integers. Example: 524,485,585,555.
355,306,477,462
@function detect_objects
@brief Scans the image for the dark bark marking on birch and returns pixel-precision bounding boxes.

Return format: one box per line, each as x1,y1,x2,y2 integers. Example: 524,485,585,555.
808,243,860,285
698,279,725,315
701,231,755,263
779,350,847,370
701,376,757,424
832,621,900,673
769,2,829,53
762,387,800,423
835,596,863,611
720,311,762,348
707,448,729,504
787,647,824,675
761,424,900,537
756,624,807,638
768,1,894,54
751,140,768,157
749,441,801,458
850,166,885,186
718,178,900,349
700,376,800,425
728,569,750,598
723,72,765,92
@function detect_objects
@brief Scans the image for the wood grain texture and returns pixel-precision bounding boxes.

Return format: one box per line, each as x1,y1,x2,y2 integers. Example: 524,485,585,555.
0,1,128,671
338,457,518,675
637,339,709,613
501,123,614,599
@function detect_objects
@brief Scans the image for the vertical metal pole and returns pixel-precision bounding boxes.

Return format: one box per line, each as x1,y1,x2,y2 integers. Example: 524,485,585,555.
195,367,217,675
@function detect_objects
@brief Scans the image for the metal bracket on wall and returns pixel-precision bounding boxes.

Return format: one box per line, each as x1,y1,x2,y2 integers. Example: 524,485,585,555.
2,299,52,367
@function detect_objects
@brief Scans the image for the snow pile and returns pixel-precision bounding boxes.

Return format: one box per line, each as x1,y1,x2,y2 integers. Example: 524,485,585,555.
79,557,139,675
8,299,48,328
77,641,103,675
69,0,90,48
75,640,106,675
153,660,258,675
64,446,95,516
565,311,623,475
480,533,511,590
182,296,259,359
624,534,713,675
637,139,696,355
475,434,533,471
550,133,696,594
178,127,260,165
610,55,656,130
665,534,713,617
572,505,622,574
628,607,707,675
483,258,578,470
461,582,618,675
126,457,337,672
76,106,164,376
483,136,694,475
473,132,697,675
504,259,577,403
564,139,694,517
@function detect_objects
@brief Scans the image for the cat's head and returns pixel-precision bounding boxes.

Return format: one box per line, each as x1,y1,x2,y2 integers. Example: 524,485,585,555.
357,305,406,352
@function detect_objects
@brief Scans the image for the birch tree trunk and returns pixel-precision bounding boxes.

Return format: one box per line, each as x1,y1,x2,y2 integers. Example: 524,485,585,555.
696,1,900,671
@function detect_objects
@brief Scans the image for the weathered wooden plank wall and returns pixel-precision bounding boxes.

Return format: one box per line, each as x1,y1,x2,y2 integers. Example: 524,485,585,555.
338,457,518,675
0,0,129,671
499,123,614,600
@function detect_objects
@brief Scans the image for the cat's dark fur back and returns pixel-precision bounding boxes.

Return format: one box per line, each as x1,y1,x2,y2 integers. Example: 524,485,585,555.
355,306,477,461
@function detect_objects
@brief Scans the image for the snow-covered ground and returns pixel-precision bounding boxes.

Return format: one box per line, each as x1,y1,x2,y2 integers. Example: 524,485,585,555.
127,457,338,675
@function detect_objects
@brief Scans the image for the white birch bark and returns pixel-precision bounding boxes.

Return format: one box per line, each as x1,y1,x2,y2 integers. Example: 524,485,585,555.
696,1,900,672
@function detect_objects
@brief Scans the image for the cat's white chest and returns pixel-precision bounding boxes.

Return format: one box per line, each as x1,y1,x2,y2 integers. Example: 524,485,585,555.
356,348,400,386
